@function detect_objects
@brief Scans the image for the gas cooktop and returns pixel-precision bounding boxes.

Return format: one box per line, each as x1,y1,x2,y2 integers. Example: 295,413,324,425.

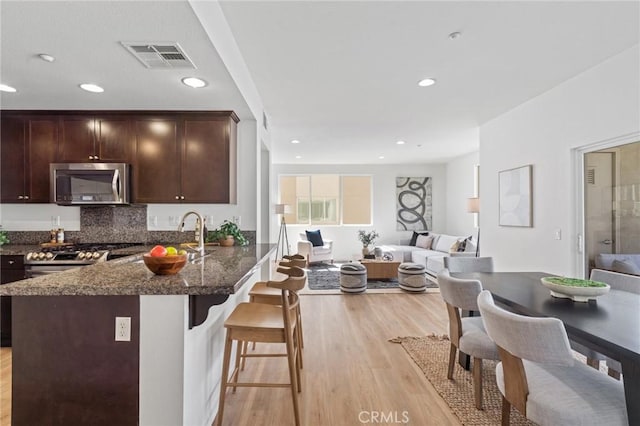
26,243,142,264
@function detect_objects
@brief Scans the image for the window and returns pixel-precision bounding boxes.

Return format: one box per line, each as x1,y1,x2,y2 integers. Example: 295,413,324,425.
279,175,372,225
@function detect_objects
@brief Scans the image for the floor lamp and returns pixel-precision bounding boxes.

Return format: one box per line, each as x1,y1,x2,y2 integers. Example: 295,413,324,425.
467,197,480,257
275,204,290,261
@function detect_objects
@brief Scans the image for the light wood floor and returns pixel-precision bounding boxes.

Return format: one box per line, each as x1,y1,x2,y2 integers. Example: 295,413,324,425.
0,293,461,426
0,347,9,426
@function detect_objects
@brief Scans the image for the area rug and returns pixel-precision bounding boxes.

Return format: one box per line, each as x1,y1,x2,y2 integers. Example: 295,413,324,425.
306,262,439,291
389,334,534,426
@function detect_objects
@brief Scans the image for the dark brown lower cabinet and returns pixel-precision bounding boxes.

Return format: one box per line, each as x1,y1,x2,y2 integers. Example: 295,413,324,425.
12,296,140,425
1,254,25,347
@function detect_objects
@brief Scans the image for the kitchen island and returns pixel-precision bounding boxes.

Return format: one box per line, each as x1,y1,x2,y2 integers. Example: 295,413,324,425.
0,244,275,426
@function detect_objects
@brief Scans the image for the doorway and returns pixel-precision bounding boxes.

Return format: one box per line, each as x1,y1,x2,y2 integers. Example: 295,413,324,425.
583,140,640,275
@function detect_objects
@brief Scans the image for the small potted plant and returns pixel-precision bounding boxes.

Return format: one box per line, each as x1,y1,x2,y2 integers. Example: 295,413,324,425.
357,229,379,257
208,220,248,246
0,229,9,246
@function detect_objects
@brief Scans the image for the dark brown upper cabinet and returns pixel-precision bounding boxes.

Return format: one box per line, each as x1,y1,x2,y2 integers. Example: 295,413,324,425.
1,115,57,203
132,117,181,203
133,112,238,204
58,115,133,163
1,110,238,204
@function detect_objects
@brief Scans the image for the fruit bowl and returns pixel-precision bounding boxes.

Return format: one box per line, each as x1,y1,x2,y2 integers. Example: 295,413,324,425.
540,277,610,302
143,254,188,275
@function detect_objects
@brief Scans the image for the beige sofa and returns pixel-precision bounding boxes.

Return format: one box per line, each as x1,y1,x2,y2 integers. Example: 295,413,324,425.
595,253,640,275
378,233,476,277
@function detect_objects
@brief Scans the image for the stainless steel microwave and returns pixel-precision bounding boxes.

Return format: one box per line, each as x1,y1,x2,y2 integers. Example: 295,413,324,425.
50,163,130,205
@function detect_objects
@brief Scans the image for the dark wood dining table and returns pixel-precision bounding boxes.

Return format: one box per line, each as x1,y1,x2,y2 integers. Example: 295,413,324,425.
453,271,640,425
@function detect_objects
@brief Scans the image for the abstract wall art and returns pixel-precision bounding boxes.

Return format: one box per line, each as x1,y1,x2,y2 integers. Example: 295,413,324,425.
396,177,432,231
499,165,533,227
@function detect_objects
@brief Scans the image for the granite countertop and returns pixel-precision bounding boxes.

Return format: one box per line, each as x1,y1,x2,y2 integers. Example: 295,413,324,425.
0,244,42,255
0,244,275,296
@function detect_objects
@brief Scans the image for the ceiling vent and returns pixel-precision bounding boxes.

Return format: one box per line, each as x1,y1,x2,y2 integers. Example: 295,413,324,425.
121,42,196,69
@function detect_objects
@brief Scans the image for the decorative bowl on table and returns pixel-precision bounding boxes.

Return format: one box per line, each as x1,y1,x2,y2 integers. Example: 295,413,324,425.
540,276,610,302
143,254,188,275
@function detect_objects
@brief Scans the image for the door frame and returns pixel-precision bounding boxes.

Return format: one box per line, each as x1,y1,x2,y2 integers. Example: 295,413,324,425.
573,131,640,277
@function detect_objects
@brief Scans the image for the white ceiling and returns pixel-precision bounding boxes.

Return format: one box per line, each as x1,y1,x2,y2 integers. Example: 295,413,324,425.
1,1,639,165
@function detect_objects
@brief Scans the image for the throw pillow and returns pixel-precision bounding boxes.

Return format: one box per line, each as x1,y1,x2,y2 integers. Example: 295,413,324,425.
457,236,472,252
305,230,324,247
409,231,429,246
416,235,434,249
611,259,640,276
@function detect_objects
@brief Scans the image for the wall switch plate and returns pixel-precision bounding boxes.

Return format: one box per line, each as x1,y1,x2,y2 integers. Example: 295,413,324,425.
115,317,131,342
555,229,562,240
148,215,158,227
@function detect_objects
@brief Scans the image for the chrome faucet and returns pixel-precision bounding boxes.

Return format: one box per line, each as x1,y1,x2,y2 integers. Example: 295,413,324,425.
177,211,205,256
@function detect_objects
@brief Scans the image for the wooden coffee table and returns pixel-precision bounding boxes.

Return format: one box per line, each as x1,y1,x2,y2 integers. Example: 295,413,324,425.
359,260,401,280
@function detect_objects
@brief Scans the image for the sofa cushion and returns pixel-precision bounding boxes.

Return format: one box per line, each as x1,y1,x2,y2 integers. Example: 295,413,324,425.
434,235,459,253
409,231,429,246
378,245,425,262
305,230,324,247
612,259,640,275
411,249,440,266
426,255,446,275
312,246,332,255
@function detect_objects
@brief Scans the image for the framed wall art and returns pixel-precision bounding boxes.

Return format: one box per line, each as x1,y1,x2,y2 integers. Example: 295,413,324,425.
396,177,432,231
499,165,533,227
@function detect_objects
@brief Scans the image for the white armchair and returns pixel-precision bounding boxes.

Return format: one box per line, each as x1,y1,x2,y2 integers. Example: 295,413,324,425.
297,232,333,265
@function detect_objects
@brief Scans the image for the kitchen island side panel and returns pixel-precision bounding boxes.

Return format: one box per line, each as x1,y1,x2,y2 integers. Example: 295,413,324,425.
138,263,261,426
11,295,139,426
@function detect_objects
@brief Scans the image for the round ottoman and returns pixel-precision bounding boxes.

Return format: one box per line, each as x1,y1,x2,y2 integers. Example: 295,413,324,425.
340,263,367,293
398,263,427,292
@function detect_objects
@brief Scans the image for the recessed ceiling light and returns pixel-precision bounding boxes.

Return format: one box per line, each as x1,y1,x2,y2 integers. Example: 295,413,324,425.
448,31,462,40
378,156,385,159
181,77,207,88
0,84,17,93
38,53,55,62
291,139,300,144
295,155,302,159
418,78,436,87
79,83,104,93
396,140,405,145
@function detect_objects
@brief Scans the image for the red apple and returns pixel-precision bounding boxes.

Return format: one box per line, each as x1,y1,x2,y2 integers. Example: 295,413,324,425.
150,245,167,257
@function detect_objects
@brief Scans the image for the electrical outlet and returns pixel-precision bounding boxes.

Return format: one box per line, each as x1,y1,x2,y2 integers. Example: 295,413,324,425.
115,317,131,342
148,215,158,227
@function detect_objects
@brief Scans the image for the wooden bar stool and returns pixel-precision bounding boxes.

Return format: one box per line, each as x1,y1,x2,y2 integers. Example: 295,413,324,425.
244,255,307,359
216,266,306,426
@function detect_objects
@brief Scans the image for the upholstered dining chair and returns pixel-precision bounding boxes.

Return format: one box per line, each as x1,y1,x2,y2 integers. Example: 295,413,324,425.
573,268,640,378
437,269,499,409
443,256,494,273
217,266,307,426
477,290,628,426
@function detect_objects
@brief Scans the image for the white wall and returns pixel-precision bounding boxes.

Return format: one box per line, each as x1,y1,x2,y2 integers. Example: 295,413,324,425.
0,119,259,233
271,163,447,261
445,151,479,238
480,46,640,276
